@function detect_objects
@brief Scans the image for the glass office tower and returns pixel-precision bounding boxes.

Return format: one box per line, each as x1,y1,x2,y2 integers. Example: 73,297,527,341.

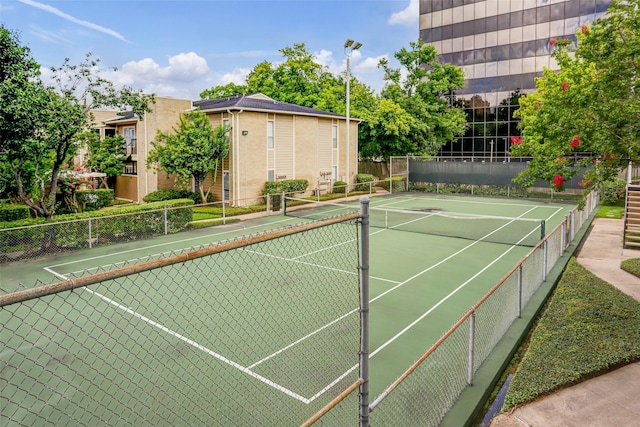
420,0,613,160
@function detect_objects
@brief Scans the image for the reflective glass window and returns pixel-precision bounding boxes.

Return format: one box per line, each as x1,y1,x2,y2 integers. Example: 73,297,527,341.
498,13,511,30
550,2,565,20
421,29,432,43
421,0,432,13
485,15,498,32
537,5,550,23
464,50,475,65
453,0,464,7
442,25,453,39
452,23,465,38
536,39,549,55
523,40,536,57
580,0,596,15
475,18,486,33
523,8,536,25
565,0,580,17
511,10,523,27
509,42,522,60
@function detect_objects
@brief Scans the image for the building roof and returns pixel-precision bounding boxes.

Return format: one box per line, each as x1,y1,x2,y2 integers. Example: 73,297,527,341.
103,110,136,124
193,93,354,120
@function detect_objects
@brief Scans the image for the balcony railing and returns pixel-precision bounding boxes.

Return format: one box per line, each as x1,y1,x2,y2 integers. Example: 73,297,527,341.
125,138,137,155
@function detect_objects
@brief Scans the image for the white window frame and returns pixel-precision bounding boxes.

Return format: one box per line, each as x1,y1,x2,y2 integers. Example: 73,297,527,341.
267,120,275,149
267,169,275,182
332,124,338,149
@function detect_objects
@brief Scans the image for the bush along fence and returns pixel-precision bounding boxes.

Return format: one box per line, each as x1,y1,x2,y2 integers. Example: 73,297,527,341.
0,199,194,263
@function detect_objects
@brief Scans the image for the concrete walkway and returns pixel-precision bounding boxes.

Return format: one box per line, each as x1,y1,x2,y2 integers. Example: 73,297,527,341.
490,218,640,427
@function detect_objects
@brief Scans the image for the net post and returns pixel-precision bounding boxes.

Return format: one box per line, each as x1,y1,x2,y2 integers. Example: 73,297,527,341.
282,194,287,216
359,196,370,427
540,219,546,242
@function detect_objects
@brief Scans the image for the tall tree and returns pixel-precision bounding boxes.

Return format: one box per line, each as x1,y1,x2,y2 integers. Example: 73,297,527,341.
512,0,640,196
0,26,154,219
360,39,467,159
79,131,127,188
200,82,248,99
0,26,47,201
147,109,230,204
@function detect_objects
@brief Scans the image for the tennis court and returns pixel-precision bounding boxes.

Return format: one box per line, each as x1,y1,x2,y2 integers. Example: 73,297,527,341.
1,193,577,425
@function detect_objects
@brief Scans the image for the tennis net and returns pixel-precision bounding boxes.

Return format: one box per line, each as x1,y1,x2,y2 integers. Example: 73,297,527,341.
284,196,544,247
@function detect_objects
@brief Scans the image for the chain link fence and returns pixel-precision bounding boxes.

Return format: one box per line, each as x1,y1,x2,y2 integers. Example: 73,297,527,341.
2,190,598,426
366,190,598,426
2,212,365,426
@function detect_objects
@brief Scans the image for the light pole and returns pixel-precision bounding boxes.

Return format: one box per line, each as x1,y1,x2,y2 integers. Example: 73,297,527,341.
344,39,362,191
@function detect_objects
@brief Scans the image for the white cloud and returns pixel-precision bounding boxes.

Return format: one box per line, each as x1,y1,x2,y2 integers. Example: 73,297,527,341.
18,0,130,43
220,68,251,85
121,52,209,82
388,0,419,26
354,55,387,74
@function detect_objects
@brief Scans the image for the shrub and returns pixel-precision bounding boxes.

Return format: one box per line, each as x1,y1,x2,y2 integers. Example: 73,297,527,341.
263,179,309,195
380,176,406,192
0,204,31,222
600,178,627,205
355,174,375,191
332,181,348,194
0,199,194,261
143,189,210,204
76,189,114,211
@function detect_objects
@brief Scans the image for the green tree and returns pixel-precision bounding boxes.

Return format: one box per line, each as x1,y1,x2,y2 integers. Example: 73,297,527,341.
0,26,154,219
0,26,47,201
513,0,640,197
79,131,127,187
147,109,230,204
200,82,248,99
365,39,467,158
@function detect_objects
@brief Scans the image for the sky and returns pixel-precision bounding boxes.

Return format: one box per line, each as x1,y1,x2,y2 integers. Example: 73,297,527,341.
1,0,419,100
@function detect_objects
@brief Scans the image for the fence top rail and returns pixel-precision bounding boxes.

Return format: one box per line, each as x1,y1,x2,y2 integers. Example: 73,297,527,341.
0,212,359,308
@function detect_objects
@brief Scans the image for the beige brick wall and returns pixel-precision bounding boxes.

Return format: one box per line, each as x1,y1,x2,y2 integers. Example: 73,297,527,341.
213,111,358,205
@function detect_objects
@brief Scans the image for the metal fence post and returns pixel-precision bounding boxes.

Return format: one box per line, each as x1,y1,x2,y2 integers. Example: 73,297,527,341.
468,311,476,385
88,218,92,249
359,196,370,427
517,265,523,318
164,207,168,235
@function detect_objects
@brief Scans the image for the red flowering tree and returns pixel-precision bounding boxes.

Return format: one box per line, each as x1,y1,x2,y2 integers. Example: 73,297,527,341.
512,0,640,203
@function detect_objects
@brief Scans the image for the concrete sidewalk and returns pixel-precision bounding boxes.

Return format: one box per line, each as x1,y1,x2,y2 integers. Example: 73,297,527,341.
489,218,640,427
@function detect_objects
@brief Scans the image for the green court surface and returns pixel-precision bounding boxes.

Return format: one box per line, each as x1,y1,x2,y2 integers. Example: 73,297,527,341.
1,193,576,425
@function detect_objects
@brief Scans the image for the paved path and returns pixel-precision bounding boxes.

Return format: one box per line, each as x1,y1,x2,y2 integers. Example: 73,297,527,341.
490,218,640,427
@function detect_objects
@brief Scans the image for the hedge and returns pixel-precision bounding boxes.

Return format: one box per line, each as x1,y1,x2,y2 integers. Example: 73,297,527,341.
381,176,406,192
0,199,194,262
143,189,211,204
0,204,30,222
76,189,114,211
263,179,309,195
355,174,375,191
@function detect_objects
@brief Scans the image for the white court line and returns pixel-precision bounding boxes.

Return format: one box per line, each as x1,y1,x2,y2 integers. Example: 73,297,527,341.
263,204,544,400
83,288,311,404
46,200,565,405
